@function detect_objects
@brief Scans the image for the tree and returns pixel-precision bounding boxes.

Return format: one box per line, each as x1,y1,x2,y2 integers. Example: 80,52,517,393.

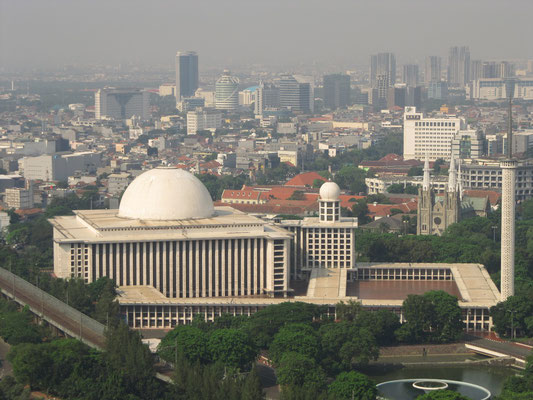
416,390,472,399
318,322,379,374
269,323,319,364
246,302,322,348
352,199,371,225
328,371,377,400
335,300,363,322
7,343,53,389
207,328,256,370
397,291,463,343
355,309,401,346
490,293,533,337
288,191,305,201
159,325,208,364
104,323,157,398
241,366,265,400
408,166,424,176
0,306,43,345
433,158,445,175
276,352,326,389
334,165,367,194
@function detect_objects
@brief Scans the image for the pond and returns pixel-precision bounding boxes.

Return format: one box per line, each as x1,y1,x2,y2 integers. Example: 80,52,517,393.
365,365,518,399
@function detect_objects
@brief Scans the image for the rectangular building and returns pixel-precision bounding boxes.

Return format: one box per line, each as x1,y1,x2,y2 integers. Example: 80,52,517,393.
95,88,149,120
186,109,222,135
403,107,465,161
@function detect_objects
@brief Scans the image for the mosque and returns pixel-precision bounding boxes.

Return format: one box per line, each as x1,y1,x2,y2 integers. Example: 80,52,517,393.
51,167,504,331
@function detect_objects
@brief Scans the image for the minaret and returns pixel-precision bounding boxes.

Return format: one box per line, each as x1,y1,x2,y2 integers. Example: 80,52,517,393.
500,79,516,301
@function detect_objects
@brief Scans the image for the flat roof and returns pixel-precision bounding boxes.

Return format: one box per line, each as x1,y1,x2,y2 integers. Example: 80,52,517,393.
117,263,500,309
51,207,292,242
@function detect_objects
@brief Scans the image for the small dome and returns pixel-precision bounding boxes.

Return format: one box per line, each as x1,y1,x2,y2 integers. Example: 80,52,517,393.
319,181,340,201
118,168,214,220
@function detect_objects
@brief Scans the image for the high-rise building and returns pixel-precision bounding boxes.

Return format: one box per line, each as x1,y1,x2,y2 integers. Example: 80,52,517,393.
403,106,466,161
215,70,239,111
186,108,222,135
4,187,33,210
175,51,199,104
425,56,442,84
370,53,396,88
402,65,419,87
254,81,280,115
448,46,470,87
95,88,149,120
428,81,449,100
387,85,406,109
323,74,350,110
451,130,485,159
279,75,311,113
406,86,423,109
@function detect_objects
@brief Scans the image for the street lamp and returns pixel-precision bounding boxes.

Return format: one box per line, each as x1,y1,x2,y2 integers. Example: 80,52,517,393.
491,226,498,242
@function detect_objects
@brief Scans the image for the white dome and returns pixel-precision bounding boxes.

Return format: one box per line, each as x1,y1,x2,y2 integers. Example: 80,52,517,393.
118,167,214,220
319,181,341,201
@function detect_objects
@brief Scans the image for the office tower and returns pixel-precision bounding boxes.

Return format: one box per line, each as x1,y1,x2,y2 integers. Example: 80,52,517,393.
403,106,466,161
498,62,514,78
402,64,419,87
500,80,516,301
371,74,389,109
387,85,406,109
175,51,199,103
323,74,350,110
470,60,483,82
95,88,149,120
215,70,239,111
279,75,311,113
428,81,449,99
451,130,485,159
187,109,222,134
425,56,442,84
370,52,396,88
255,81,280,115
448,46,470,87
406,86,422,109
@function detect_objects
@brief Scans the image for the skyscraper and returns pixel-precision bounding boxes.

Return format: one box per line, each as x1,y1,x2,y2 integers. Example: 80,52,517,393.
323,74,350,110
215,70,239,111
402,64,419,87
370,53,396,88
448,46,470,88
279,74,311,113
254,81,280,115
424,56,442,84
175,51,199,104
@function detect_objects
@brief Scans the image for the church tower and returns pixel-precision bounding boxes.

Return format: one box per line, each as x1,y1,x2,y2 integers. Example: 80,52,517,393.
417,154,461,235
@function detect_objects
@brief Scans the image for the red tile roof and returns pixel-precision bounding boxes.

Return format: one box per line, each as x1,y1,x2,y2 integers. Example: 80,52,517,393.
464,189,501,206
284,172,327,187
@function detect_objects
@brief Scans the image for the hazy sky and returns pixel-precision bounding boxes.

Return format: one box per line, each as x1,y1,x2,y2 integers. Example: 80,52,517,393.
1,0,532,71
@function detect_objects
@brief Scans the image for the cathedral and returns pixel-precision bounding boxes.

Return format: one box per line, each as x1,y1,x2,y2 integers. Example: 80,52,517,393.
417,156,486,235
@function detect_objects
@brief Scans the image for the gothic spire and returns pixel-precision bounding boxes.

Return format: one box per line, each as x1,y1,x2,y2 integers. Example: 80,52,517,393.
448,155,457,192
423,154,430,191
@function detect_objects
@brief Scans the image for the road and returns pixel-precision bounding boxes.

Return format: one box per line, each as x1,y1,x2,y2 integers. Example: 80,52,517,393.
0,273,106,349
465,334,532,360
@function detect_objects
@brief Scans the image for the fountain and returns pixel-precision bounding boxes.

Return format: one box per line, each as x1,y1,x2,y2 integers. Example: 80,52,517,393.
376,378,491,400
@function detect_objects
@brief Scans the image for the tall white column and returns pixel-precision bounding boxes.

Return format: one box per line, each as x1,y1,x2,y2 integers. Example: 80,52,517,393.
500,160,516,301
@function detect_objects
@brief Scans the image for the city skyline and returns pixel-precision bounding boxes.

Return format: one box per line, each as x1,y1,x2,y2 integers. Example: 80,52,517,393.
1,0,532,71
